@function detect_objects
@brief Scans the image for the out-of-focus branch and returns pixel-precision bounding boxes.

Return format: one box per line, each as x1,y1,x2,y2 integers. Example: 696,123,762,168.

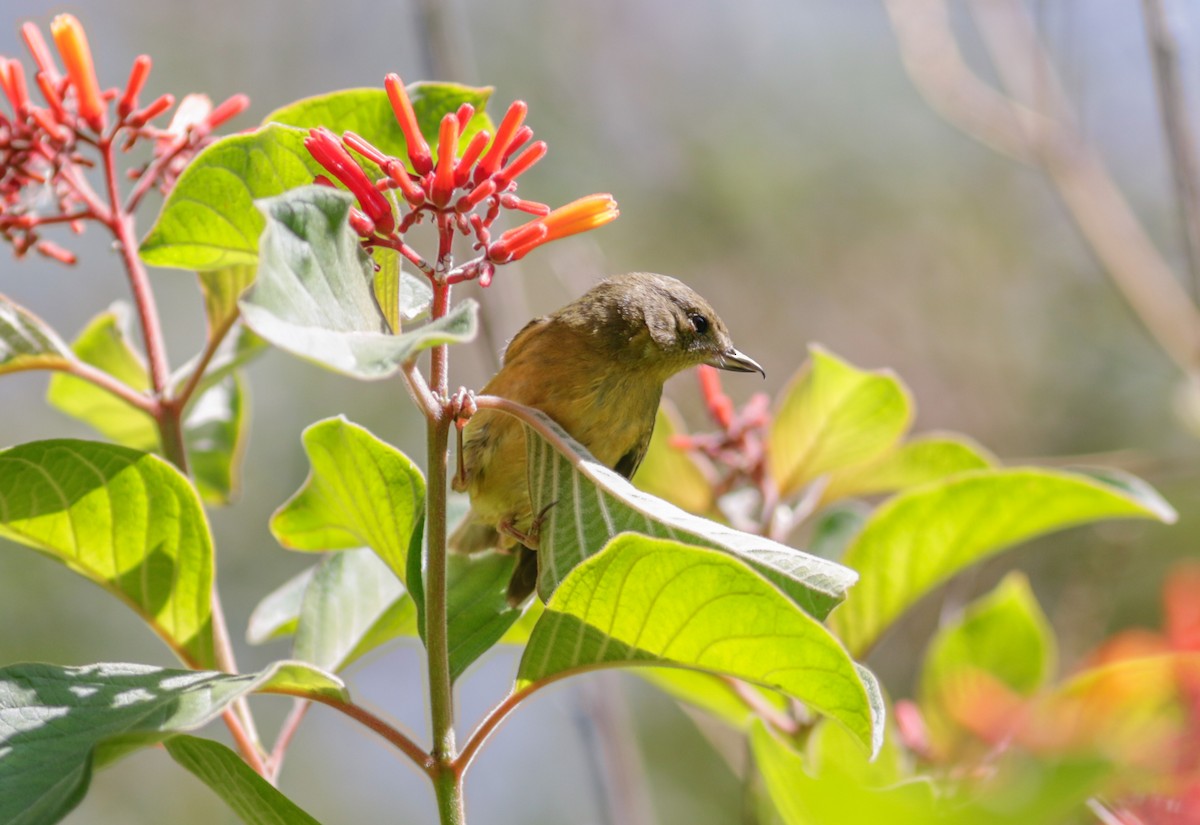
1140,0,1200,300
882,0,1200,377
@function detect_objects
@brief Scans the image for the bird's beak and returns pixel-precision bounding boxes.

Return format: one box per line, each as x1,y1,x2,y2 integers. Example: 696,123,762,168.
707,347,765,377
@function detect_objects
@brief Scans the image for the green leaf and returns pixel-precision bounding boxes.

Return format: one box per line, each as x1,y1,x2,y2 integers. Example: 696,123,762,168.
368,253,433,335
271,417,425,582
831,467,1177,656
293,548,414,672
823,433,995,503
518,535,881,753
768,346,911,498
45,305,156,450
640,669,788,729
519,406,856,619
0,660,344,825
918,573,1055,752
247,567,313,644
444,552,522,681
165,736,323,825
631,402,715,516
197,264,257,334
186,372,249,505
264,83,494,169
239,186,478,379
139,124,323,271
0,440,215,667
0,295,71,375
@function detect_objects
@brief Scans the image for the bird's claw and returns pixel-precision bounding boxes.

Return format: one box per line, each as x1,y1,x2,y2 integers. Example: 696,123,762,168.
498,500,558,550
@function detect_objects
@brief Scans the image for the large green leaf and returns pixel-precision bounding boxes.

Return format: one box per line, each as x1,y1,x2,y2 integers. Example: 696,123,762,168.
442,552,522,681
0,660,345,825
516,406,856,619
264,83,494,168
271,417,425,582
293,548,415,672
239,187,477,379
186,372,249,505
139,124,322,271
768,346,910,498
822,433,995,503
918,573,1055,752
518,535,881,753
0,295,72,375
0,440,215,667
831,467,1177,656
45,305,156,450
165,735,323,825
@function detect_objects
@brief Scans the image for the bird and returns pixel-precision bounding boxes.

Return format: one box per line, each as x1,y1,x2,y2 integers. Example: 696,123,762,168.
450,271,764,605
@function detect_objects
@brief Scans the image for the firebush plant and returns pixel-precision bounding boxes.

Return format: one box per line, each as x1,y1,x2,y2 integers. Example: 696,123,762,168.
0,14,1189,825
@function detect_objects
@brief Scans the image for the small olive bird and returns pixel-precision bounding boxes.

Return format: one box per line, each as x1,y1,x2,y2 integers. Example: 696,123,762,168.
451,271,763,605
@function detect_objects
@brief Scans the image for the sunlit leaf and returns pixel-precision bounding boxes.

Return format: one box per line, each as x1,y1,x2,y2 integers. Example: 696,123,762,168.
518,535,881,753
831,468,1177,656
768,346,910,498
918,573,1055,755
239,186,477,379
640,669,787,729
822,433,995,503
186,372,249,505
518,405,855,619
247,566,313,645
165,736,323,825
0,440,214,667
139,124,323,271
271,417,425,582
45,305,156,450
293,548,413,672
0,295,71,375
0,660,344,825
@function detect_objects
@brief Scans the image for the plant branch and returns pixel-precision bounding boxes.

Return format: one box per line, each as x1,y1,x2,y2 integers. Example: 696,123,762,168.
265,699,310,781
222,707,267,775
1140,0,1200,301
172,309,240,412
456,682,544,773
304,693,434,776
30,358,156,413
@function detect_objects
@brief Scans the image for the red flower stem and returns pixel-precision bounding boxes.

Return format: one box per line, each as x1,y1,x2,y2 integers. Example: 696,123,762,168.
123,137,192,213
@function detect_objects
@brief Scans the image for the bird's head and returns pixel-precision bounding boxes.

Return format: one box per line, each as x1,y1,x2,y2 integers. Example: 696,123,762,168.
567,272,764,380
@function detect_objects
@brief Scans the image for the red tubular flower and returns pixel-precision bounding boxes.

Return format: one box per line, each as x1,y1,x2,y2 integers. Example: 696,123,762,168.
455,102,475,133
455,179,496,213
128,93,173,128
698,366,735,429
384,73,432,175
488,193,618,262
431,112,459,207
205,94,248,130
496,141,547,186
35,72,64,118
304,127,395,234
2,60,30,114
474,100,527,183
498,193,550,216
454,130,490,187
383,160,426,207
50,14,105,131
502,125,534,164
118,55,151,118
20,22,60,84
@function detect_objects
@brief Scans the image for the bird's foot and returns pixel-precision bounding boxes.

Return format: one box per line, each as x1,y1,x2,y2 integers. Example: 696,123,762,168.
448,387,477,490
497,500,558,550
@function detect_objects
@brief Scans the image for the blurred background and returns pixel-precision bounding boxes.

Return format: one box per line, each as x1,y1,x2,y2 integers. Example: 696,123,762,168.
2,0,1199,822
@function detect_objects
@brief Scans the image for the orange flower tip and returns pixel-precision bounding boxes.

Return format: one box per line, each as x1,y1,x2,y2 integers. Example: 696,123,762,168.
431,113,460,206
207,94,249,129
20,23,59,82
496,140,547,186
50,14,105,132
474,100,529,181
455,179,496,213
501,125,535,164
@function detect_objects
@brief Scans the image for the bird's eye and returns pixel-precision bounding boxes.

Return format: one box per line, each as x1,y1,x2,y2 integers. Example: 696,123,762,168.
689,313,709,335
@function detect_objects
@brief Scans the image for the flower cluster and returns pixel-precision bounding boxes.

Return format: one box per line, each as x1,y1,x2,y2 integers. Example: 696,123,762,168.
303,74,619,286
0,15,248,262
672,366,773,498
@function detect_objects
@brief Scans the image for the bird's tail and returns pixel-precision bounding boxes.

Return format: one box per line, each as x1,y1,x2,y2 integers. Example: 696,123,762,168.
448,512,501,555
